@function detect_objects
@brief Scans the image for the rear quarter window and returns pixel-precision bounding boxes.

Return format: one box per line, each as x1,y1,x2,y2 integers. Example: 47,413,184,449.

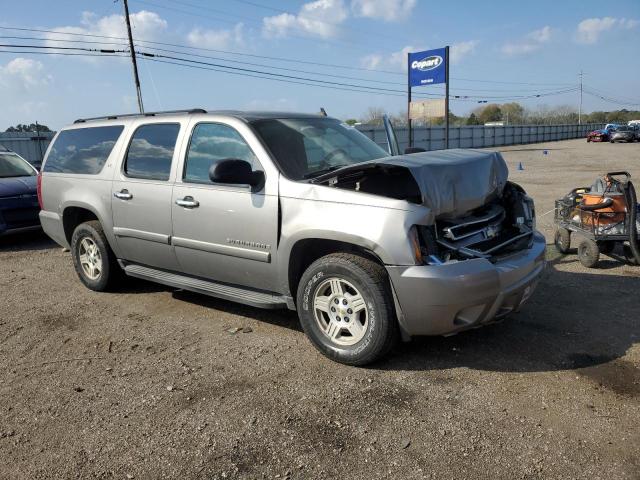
43,126,124,174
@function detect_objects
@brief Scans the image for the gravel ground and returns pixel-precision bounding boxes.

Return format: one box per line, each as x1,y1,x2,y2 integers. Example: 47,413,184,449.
1,138,639,479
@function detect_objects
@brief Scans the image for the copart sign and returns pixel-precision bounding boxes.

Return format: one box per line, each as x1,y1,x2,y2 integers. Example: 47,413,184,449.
408,48,447,87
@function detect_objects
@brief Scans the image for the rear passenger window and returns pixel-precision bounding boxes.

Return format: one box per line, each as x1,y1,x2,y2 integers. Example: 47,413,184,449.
43,126,124,174
184,123,257,184
124,123,180,181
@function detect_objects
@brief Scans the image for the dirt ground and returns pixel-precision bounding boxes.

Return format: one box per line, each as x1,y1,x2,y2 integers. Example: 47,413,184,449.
1,138,639,479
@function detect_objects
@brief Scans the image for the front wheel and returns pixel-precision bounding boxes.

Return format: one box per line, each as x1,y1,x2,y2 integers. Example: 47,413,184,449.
554,228,571,254
296,253,398,366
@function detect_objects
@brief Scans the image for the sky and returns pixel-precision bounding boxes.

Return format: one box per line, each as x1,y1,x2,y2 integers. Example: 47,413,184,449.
0,0,639,130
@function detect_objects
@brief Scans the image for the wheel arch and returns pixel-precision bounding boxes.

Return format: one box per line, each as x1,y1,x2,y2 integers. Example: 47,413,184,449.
285,237,387,304
61,202,116,253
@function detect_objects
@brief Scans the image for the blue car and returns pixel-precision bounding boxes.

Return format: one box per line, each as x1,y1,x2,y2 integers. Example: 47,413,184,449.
0,146,41,236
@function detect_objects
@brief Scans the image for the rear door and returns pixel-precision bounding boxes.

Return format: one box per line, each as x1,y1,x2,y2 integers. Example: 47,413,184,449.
170,119,279,291
111,121,184,271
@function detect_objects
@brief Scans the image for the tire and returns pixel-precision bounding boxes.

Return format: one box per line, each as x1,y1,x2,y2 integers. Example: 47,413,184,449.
71,220,121,291
577,238,600,268
296,253,398,366
554,228,571,254
597,241,615,255
624,245,640,265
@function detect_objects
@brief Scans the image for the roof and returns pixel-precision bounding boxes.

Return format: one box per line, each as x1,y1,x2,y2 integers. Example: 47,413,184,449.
73,108,326,124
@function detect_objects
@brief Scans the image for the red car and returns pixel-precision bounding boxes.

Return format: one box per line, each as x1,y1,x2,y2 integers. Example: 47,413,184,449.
586,129,609,142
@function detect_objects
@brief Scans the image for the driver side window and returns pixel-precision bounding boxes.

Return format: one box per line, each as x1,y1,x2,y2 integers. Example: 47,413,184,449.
184,123,257,184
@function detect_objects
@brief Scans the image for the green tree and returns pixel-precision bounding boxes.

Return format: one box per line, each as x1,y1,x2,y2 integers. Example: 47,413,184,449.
6,123,52,133
501,102,525,124
344,119,358,126
478,104,503,124
466,113,480,125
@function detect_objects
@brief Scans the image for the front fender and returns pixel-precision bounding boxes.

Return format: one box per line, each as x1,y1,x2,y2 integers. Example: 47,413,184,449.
276,195,430,295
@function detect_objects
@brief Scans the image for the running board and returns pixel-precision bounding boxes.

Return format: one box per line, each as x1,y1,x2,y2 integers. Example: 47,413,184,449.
123,263,288,309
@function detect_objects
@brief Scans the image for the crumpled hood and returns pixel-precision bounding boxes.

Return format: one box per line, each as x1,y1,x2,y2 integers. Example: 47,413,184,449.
317,149,509,218
0,175,37,198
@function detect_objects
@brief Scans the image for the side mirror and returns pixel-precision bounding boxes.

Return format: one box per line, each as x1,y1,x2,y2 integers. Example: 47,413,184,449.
209,159,264,188
404,147,426,154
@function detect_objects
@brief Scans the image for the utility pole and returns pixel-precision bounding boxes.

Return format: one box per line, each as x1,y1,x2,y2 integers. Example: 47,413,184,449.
578,70,583,125
122,0,144,113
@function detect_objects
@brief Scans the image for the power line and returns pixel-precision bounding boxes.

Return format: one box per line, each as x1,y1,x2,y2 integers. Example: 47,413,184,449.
0,43,127,54
0,35,128,47
0,43,582,102
137,49,436,96
129,0,376,54
0,49,129,58
141,57,410,97
0,25,586,88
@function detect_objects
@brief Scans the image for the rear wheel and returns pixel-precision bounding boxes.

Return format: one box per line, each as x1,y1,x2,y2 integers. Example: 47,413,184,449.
577,238,600,268
71,220,121,291
296,253,398,366
554,228,571,254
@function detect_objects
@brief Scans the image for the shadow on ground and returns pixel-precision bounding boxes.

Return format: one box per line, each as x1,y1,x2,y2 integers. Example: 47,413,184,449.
0,230,55,252
379,253,639,395
91,242,639,386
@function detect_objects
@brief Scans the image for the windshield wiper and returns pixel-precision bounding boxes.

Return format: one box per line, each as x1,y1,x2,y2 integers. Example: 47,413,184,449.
303,164,349,180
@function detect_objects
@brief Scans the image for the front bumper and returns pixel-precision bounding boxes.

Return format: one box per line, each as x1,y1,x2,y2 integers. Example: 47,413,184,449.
386,232,546,336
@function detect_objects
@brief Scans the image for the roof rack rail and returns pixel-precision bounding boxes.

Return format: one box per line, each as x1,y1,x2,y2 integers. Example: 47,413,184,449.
73,108,207,124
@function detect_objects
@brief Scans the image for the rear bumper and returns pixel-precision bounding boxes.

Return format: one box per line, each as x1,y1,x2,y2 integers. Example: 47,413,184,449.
386,232,546,336
39,210,68,248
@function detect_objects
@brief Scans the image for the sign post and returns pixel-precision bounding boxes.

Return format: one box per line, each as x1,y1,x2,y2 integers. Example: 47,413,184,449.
407,46,449,149
445,45,449,149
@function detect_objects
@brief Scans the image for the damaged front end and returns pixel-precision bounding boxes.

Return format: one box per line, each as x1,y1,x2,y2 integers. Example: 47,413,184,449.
419,182,536,264
311,148,537,264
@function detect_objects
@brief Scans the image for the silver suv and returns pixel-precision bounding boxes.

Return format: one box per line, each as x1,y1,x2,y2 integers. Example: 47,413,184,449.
38,109,545,365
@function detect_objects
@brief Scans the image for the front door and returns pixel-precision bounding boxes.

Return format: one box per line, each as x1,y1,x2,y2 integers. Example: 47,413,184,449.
111,122,183,271
171,121,279,291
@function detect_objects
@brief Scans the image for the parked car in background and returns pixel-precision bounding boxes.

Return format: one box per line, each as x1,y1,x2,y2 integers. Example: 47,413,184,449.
37,109,545,365
0,146,41,235
586,128,609,142
587,124,620,142
610,125,637,143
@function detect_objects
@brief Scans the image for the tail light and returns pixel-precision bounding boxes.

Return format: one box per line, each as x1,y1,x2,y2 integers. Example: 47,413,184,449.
36,173,43,209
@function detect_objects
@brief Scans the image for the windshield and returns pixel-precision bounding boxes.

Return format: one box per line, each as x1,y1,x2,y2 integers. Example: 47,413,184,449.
0,153,36,178
251,117,389,180
617,126,631,132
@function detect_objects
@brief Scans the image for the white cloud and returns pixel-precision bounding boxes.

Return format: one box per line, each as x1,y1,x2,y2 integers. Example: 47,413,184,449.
502,26,552,56
351,0,416,21
361,41,476,71
187,23,245,50
0,58,51,92
45,10,168,55
263,0,348,39
575,17,638,44
451,40,477,64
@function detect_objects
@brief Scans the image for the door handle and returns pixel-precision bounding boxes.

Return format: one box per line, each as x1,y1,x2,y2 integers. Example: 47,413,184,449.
175,196,199,208
114,189,133,200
